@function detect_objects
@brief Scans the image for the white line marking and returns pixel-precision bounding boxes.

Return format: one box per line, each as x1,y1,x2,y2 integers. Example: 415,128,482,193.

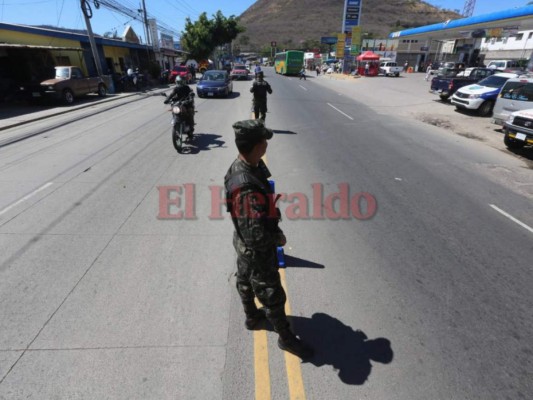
0,182,53,217
299,85,308,91
490,204,533,234
327,103,354,120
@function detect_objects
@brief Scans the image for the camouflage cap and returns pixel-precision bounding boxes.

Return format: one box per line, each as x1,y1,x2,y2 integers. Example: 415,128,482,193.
233,119,273,146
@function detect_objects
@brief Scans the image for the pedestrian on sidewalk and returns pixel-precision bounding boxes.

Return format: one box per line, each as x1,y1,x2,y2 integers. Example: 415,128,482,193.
299,66,306,80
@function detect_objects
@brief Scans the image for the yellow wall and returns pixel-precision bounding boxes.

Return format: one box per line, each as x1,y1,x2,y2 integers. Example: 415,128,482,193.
102,46,130,73
0,28,80,47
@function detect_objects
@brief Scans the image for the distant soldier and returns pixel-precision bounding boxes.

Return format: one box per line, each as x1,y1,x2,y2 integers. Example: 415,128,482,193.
250,71,272,121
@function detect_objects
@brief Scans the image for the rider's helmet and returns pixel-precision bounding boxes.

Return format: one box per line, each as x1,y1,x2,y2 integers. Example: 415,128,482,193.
257,71,264,79
175,76,184,86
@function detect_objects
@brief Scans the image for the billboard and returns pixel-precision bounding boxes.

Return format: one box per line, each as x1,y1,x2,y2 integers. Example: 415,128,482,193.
160,33,174,49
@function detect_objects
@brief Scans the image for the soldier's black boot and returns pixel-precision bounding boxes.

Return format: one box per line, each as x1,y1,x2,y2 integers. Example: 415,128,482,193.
277,328,314,359
243,302,266,330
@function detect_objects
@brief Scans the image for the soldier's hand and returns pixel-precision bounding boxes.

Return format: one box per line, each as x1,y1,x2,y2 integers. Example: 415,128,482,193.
277,233,287,247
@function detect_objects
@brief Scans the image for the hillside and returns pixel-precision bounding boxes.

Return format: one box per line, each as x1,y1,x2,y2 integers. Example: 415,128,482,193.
236,0,461,51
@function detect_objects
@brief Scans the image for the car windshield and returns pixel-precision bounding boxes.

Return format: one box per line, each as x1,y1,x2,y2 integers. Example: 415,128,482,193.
233,65,247,70
203,72,225,81
477,75,512,88
173,66,187,72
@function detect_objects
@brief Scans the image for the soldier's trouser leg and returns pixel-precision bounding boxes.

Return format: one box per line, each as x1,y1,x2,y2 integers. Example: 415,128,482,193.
236,256,267,329
258,103,267,121
253,103,260,119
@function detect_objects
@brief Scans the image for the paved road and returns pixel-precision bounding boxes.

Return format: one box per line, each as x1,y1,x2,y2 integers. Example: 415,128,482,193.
0,69,532,399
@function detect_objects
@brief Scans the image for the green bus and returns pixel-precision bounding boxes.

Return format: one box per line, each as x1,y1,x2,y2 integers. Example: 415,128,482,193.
274,50,304,75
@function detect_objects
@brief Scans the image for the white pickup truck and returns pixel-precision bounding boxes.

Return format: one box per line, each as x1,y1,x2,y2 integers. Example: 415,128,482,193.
378,62,402,77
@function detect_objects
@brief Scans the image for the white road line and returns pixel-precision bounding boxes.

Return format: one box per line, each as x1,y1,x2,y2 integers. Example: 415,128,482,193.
490,204,533,234
0,182,53,217
327,103,354,120
299,85,308,91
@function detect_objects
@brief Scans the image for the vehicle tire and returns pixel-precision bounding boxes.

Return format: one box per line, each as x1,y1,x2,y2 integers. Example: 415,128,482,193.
63,89,74,105
172,124,183,153
224,88,229,98
504,133,525,150
97,83,107,97
477,100,494,117
395,73,399,77
439,94,449,101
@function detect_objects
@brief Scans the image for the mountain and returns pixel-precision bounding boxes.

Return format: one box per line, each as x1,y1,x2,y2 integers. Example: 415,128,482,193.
236,0,461,51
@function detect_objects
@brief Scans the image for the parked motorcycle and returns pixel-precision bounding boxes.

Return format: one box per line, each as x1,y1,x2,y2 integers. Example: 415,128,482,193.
161,92,195,153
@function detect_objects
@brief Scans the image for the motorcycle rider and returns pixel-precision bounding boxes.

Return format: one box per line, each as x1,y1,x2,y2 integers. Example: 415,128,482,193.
164,76,195,139
250,71,272,121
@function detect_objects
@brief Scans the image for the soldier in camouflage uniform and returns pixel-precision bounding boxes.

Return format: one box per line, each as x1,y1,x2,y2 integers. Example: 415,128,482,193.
224,119,313,359
250,71,272,121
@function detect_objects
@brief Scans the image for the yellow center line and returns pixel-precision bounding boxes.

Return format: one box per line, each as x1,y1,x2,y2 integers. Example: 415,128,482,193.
279,268,307,400
252,155,305,399
254,297,272,400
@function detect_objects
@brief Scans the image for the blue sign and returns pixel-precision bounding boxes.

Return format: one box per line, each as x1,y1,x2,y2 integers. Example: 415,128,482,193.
321,36,338,45
343,0,362,33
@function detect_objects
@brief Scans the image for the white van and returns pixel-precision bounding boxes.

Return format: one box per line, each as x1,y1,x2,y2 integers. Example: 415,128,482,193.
492,75,533,125
486,60,521,70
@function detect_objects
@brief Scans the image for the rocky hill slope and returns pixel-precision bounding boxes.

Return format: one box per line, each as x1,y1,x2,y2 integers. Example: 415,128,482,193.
236,0,461,51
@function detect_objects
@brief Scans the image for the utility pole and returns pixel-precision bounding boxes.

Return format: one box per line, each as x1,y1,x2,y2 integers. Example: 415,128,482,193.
81,0,103,77
141,0,151,46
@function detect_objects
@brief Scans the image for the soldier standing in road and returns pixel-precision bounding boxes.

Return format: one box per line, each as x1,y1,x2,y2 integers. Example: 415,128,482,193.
224,119,314,360
250,71,272,121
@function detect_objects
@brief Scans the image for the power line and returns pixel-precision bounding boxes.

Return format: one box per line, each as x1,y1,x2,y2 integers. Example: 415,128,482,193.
95,0,182,38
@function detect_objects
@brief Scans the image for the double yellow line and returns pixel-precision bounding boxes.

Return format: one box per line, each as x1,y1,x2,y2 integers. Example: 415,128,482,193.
249,121,306,399
253,269,306,400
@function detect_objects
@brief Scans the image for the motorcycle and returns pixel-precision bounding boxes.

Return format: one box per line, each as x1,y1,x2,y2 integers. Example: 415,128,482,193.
162,92,195,153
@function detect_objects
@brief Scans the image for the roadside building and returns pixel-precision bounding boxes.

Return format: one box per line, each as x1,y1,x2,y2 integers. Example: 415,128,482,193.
0,22,184,101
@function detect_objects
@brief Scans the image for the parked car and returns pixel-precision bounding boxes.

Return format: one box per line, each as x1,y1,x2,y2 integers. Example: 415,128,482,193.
492,75,533,125
378,62,402,77
487,60,521,70
502,108,533,149
169,65,193,84
196,70,233,98
230,65,249,80
430,67,498,101
40,66,107,104
450,72,519,116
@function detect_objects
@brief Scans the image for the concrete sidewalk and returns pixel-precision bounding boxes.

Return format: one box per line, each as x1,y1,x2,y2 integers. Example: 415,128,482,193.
0,86,169,132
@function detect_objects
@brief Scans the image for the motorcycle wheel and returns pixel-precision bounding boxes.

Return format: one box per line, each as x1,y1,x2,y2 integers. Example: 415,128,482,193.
172,123,183,153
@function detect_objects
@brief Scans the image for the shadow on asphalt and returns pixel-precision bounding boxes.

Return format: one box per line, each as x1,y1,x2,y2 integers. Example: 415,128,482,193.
174,132,226,155
253,312,393,385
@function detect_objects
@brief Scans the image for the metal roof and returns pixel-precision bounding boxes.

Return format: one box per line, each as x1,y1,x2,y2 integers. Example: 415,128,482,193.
0,22,150,50
0,43,84,51
389,5,533,40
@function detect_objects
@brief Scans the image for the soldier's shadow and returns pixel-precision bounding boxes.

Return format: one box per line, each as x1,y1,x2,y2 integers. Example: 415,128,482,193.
270,312,393,385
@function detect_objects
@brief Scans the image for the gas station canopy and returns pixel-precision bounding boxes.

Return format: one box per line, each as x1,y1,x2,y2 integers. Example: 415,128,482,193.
389,5,533,41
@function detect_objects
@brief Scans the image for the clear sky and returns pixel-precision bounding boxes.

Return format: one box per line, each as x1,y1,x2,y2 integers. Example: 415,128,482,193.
0,0,531,42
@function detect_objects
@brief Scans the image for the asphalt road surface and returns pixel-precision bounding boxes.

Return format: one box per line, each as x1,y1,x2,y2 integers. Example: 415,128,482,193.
0,69,532,399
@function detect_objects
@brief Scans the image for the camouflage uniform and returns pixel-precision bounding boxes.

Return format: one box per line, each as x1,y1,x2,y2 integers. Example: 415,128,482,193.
226,157,289,333
225,119,313,359
250,73,272,121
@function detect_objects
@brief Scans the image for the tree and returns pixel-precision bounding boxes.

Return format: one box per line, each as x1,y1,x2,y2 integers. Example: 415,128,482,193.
180,11,245,61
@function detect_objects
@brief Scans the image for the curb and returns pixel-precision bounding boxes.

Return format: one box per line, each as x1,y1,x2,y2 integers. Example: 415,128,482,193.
0,86,169,133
